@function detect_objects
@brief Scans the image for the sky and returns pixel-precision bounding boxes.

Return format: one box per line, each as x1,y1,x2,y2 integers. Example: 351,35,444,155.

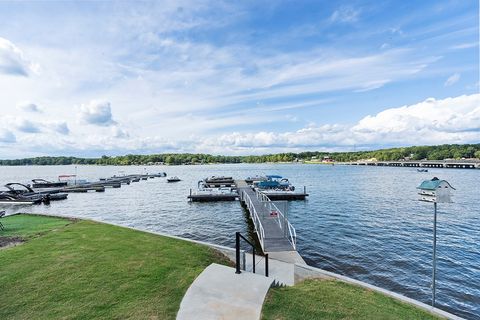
0,0,478,158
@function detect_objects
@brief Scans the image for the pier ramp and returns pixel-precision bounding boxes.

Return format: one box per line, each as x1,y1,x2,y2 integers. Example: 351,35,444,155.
237,180,300,259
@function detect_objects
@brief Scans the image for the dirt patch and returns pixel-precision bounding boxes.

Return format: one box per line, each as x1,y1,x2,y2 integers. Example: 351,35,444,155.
0,236,24,249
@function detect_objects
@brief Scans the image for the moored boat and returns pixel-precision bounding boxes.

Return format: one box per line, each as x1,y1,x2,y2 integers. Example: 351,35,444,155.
5,183,68,201
30,179,67,189
167,176,181,182
254,175,295,191
58,175,90,186
0,193,42,205
151,172,167,177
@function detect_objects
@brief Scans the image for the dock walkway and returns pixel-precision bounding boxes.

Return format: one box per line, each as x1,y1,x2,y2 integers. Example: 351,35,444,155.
237,181,296,253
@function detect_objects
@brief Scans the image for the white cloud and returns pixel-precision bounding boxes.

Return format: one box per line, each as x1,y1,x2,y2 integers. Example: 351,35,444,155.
197,94,480,151
0,37,39,76
450,42,478,50
50,121,70,135
330,6,360,23
352,94,479,138
79,100,116,126
444,73,460,86
111,126,129,139
17,102,41,113
15,118,41,133
0,129,16,143
1,94,477,157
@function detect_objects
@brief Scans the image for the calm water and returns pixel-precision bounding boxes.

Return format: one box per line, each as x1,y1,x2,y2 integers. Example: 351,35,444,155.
0,164,479,319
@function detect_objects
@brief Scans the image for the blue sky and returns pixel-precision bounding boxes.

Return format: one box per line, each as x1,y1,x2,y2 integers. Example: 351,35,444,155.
0,0,478,157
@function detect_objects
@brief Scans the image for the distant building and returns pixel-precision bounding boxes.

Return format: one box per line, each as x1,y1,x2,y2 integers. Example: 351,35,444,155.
322,156,334,163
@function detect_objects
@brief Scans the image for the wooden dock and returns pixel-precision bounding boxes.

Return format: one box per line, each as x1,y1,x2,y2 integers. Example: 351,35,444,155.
237,180,297,253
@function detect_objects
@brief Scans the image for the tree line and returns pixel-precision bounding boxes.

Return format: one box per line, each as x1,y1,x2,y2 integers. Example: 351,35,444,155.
0,144,479,166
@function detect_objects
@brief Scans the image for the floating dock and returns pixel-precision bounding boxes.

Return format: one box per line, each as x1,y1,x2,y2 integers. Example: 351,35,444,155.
187,193,238,202
260,191,308,200
60,186,105,193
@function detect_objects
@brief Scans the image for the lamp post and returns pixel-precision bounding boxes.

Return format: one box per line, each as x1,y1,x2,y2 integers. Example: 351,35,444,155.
417,177,455,307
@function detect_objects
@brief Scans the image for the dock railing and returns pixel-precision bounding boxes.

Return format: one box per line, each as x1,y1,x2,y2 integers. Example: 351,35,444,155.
235,232,269,277
257,191,297,250
242,190,266,251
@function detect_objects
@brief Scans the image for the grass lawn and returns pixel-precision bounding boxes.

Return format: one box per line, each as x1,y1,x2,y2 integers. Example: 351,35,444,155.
0,214,230,319
262,279,440,320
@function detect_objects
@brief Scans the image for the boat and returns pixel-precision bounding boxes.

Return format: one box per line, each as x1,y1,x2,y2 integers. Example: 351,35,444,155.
167,176,181,183
245,175,267,184
30,178,67,189
196,187,237,195
151,172,167,177
204,176,234,183
254,175,295,191
58,175,90,186
4,183,68,201
188,182,238,201
0,193,42,205
417,169,429,172
202,176,236,187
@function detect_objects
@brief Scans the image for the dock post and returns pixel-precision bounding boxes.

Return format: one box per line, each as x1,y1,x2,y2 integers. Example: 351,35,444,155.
304,186,306,195
235,232,241,274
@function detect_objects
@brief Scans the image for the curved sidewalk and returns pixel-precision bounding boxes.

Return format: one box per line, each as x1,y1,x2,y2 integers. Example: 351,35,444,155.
177,263,273,320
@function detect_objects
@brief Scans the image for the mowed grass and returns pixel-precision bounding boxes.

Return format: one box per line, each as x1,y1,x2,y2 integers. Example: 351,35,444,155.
0,214,230,319
262,279,440,320
0,214,73,238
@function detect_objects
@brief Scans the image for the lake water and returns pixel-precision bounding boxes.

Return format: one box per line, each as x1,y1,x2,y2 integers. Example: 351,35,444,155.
0,164,478,319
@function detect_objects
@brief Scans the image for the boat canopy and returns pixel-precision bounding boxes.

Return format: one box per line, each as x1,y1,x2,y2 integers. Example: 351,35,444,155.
266,175,282,179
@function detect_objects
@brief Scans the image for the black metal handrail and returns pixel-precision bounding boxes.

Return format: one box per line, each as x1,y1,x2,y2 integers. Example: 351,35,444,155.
235,232,269,277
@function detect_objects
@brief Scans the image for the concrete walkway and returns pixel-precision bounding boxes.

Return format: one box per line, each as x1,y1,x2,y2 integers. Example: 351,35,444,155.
177,263,274,320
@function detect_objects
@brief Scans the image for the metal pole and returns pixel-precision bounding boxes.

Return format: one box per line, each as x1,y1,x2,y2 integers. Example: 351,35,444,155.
253,248,256,274
235,232,241,274
242,250,246,271
265,253,269,277
432,202,437,307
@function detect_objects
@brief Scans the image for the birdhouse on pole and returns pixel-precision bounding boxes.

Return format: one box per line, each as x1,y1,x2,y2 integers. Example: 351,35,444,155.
417,177,455,203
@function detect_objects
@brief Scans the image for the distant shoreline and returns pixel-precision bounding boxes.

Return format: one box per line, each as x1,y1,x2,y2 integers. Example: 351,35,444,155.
1,160,479,170
0,143,479,166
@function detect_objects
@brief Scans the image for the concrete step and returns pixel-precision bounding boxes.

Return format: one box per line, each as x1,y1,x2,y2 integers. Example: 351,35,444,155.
177,263,274,320
244,253,295,286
